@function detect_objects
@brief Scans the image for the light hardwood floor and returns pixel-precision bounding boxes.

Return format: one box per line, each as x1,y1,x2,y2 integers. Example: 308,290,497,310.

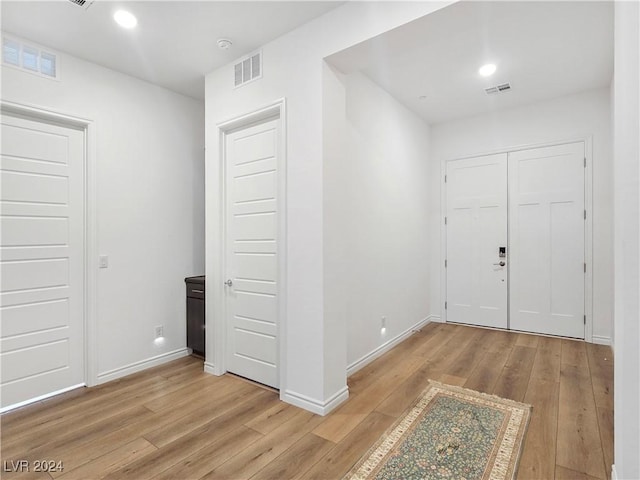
1,323,613,480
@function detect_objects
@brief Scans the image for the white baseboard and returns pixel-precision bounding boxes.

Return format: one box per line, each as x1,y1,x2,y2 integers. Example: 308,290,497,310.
96,348,190,384
611,464,617,480
428,314,443,323
592,335,612,346
0,383,85,414
346,316,432,377
203,361,218,375
281,385,349,416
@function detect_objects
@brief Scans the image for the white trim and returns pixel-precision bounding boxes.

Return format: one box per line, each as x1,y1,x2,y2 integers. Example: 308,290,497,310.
96,348,190,384
0,383,85,414
584,137,594,343
216,98,286,132
440,136,594,342
0,100,99,390
1,100,90,128
440,159,448,323
428,314,443,323
281,385,349,416
611,465,618,480
442,135,599,162
347,316,431,377
84,119,99,387
210,99,287,393
591,335,612,346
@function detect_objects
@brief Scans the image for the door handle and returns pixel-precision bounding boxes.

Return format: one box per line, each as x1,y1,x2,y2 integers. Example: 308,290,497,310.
224,279,233,287
493,261,506,267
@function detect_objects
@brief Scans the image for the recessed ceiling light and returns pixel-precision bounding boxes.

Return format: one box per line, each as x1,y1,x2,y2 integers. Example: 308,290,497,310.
479,63,497,77
114,10,137,29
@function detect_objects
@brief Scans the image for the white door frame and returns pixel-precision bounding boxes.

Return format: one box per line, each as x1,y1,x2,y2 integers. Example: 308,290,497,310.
0,100,99,394
208,98,287,392
440,136,594,342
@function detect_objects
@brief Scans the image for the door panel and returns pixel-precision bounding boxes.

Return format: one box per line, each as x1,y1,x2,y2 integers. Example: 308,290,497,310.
1,114,85,409
1,170,68,204
446,153,508,329
509,142,585,338
225,118,279,389
2,216,68,246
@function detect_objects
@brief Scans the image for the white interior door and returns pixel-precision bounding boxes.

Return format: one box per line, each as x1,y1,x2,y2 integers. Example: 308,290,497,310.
1,113,85,409
224,117,279,388
509,142,585,338
446,153,508,329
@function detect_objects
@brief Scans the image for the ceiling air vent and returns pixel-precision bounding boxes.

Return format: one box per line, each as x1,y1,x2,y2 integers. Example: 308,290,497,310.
485,82,512,95
67,0,95,9
234,51,262,88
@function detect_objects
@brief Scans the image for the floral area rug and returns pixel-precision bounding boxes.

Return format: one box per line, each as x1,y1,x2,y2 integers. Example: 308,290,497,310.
344,381,531,480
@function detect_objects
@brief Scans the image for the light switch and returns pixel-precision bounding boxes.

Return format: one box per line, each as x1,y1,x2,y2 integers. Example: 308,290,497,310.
99,255,109,268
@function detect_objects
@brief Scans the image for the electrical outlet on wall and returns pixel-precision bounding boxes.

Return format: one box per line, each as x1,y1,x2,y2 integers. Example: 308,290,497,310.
155,325,164,339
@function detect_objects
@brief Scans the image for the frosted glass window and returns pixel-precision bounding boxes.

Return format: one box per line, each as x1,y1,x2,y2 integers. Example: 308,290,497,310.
3,38,20,66
40,52,56,77
22,46,39,71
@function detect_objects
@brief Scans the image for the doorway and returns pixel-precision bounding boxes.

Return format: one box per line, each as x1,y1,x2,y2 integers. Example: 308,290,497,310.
445,141,587,339
1,111,86,409
220,111,283,389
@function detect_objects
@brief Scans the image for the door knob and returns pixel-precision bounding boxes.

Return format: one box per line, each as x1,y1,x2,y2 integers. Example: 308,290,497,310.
493,261,506,267
224,279,233,287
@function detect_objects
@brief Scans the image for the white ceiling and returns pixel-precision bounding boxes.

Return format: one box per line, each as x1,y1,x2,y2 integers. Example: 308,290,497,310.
327,1,614,125
1,0,343,100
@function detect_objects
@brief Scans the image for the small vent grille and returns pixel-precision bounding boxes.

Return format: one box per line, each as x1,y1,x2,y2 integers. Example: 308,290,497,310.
485,82,512,95
234,51,262,87
67,0,95,8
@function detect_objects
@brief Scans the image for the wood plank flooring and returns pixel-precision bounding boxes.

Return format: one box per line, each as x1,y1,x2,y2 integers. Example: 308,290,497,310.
1,323,613,479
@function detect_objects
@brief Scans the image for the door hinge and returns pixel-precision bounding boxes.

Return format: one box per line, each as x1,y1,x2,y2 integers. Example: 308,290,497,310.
445,259,448,268
584,262,587,273
444,216,447,225
445,301,448,310
584,210,587,220
584,315,586,324
584,157,587,167
444,175,447,183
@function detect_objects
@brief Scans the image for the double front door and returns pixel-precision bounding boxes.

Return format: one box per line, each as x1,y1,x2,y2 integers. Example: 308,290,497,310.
445,142,586,339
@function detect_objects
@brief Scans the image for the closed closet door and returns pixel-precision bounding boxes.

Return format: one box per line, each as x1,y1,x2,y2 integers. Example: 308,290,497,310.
224,117,280,389
509,142,585,338
1,113,85,409
446,153,508,329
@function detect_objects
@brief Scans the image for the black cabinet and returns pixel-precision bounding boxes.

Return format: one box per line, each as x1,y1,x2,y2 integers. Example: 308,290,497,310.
185,276,205,357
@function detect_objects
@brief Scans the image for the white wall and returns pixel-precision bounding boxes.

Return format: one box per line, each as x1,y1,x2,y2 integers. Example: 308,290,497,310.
330,72,431,369
1,37,205,381
612,1,640,478
429,88,613,342
205,1,452,414
322,63,349,397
